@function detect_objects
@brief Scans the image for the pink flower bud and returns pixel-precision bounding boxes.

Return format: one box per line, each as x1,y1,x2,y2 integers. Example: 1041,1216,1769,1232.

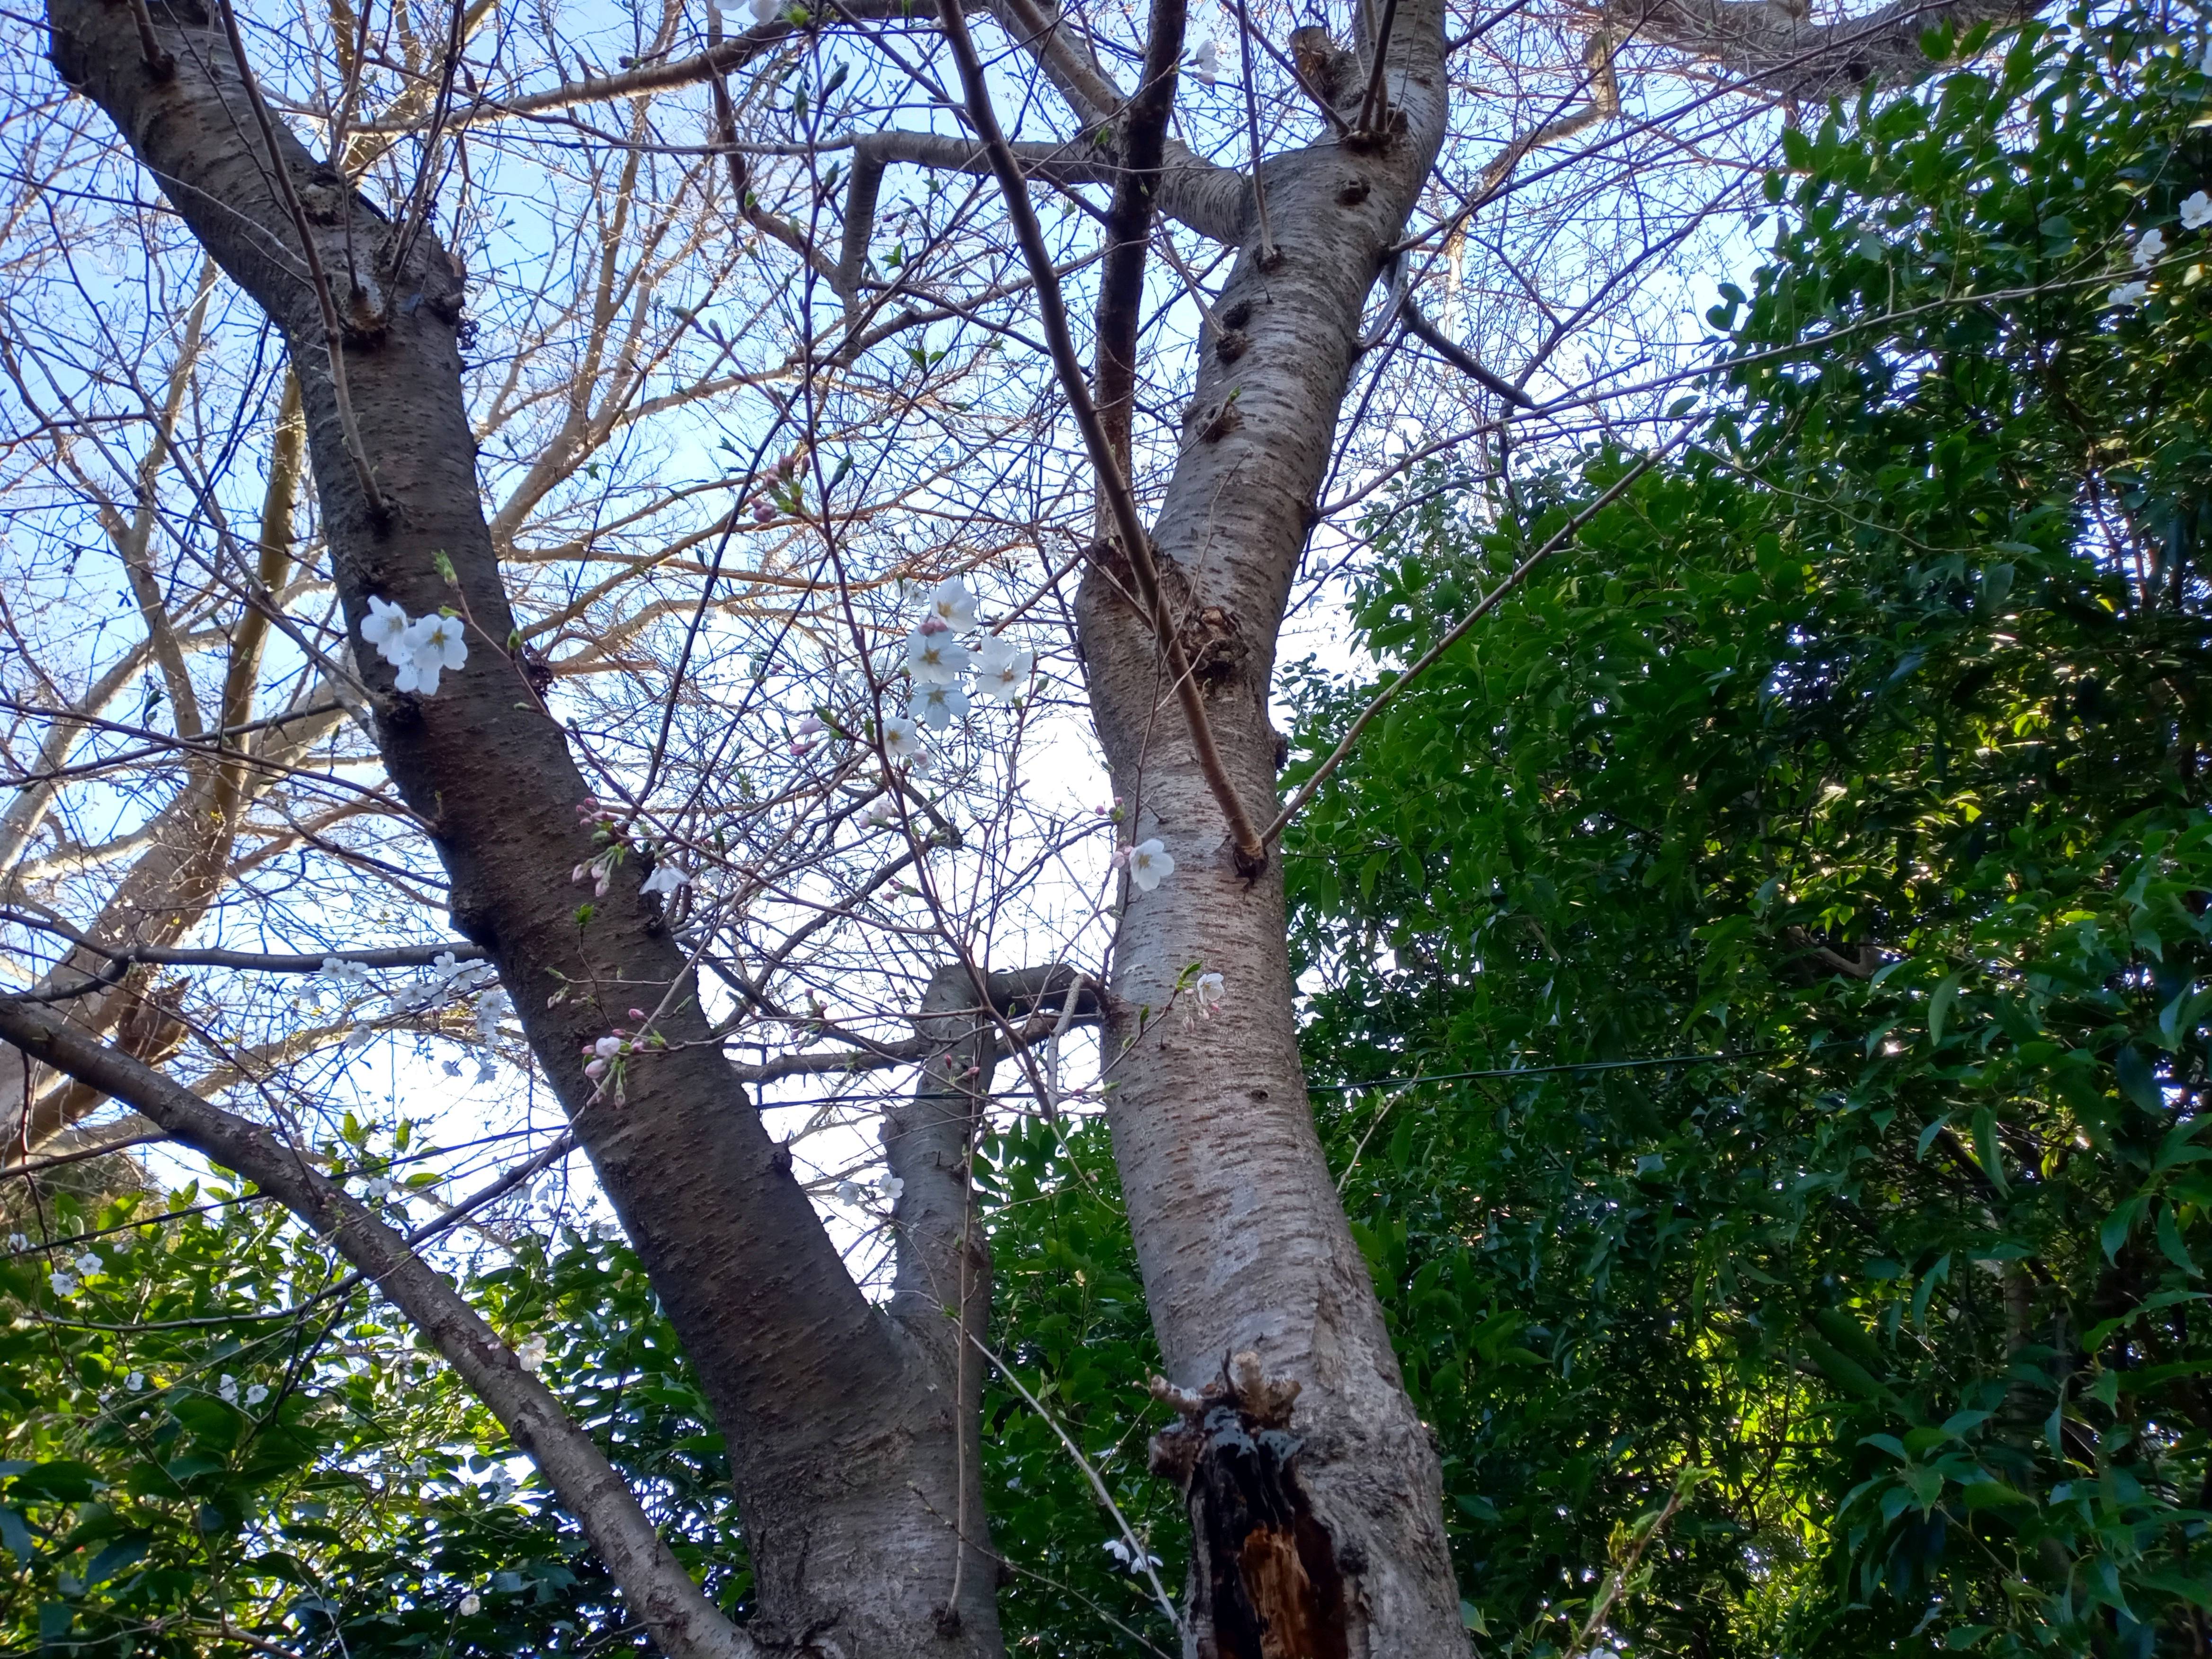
752,500,775,524
629,1008,646,1019
584,1058,607,1080
918,614,949,635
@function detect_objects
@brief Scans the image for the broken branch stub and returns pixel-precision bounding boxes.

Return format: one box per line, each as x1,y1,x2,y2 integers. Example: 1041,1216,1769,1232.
1150,1352,1350,1659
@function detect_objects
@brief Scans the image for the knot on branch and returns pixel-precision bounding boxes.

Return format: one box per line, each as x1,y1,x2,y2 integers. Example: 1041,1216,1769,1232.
1178,605,1249,693
1091,538,1250,692
1149,1352,1348,1659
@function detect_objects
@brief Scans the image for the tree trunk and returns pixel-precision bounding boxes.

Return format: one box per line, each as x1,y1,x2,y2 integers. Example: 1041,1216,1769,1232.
1076,1,1472,1650
40,2,997,1649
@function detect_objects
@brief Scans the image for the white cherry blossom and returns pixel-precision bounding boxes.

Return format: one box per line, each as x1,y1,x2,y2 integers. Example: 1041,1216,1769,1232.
639,862,690,897
48,1271,76,1295
1190,38,1219,86
2112,279,2152,306
218,1374,240,1404
362,596,413,664
398,612,468,696
877,1172,905,1204
246,1383,268,1406
880,714,929,767
913,682,970,730
749,0,777,20
1128,838,1174,892
2134,227,2167,269
459,1593,482,1617
2184,190,2212,231
908,628,975,685
925,577,979,631
73,1250,102,1276
975,637,1034,703
517,1334,549,1373
126,1372,145,1391
1194,971,1225,1017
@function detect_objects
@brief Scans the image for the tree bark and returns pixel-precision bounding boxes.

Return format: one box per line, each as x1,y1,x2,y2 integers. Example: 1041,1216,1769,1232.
1074,0,1472,1650
39,2,996,1650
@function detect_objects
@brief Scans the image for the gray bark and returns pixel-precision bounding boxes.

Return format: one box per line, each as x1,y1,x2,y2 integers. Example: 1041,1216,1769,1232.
1074,0,1472,1648
1615,0,2043,99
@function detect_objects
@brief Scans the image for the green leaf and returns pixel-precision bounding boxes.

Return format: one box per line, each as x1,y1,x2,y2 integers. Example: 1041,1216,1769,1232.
2155,1202,2201,1279
1971,1106,2009,1196
0,1506,33,1566
80,1534,148,1588
1928,970,1963,1044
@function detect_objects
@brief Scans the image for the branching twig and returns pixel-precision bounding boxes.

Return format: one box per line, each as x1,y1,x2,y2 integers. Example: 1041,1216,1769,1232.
933,0,1269,874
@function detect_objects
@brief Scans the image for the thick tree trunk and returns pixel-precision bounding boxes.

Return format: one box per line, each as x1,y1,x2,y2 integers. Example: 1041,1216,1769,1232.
1076,1,1472,1650
40,3,996,1650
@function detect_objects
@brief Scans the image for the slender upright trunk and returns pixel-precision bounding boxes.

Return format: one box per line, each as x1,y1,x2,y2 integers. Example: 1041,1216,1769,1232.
1078,2,1472,1650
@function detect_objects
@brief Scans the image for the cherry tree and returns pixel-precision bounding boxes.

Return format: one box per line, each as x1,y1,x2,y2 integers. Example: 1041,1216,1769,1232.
0,0,2032,1649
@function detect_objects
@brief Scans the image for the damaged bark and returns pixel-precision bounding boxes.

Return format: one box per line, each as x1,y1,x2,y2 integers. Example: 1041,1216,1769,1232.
1152,1354,1352,1659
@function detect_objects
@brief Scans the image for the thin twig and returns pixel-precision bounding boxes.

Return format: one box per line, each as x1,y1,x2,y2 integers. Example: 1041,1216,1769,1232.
1230,0,1276,264
1403,299,1533,407
1355,0,1399,132
1561,1478,1695,1659
1265,430,1690,844
123,0,173,77
933,0,1269,874
968,1332,1182,1635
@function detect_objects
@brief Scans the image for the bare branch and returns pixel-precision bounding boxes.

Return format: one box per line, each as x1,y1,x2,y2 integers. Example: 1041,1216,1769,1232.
0,997,758,1659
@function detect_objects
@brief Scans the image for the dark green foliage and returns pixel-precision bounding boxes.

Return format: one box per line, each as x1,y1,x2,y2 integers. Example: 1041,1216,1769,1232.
1281,9,2212,1652
0,1173,747,1657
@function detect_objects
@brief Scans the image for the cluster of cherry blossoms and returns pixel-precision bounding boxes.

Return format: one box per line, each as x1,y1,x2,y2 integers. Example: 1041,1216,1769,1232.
2111,188,2212,307
216,1373,271,1408
833,1170,905,1210
1104,1536,1165,1574
361,597,469,696
44,1245,107,1297
583,1009,670,1104
571,799,693,901
312,950,508,1079
878,577,1034,768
